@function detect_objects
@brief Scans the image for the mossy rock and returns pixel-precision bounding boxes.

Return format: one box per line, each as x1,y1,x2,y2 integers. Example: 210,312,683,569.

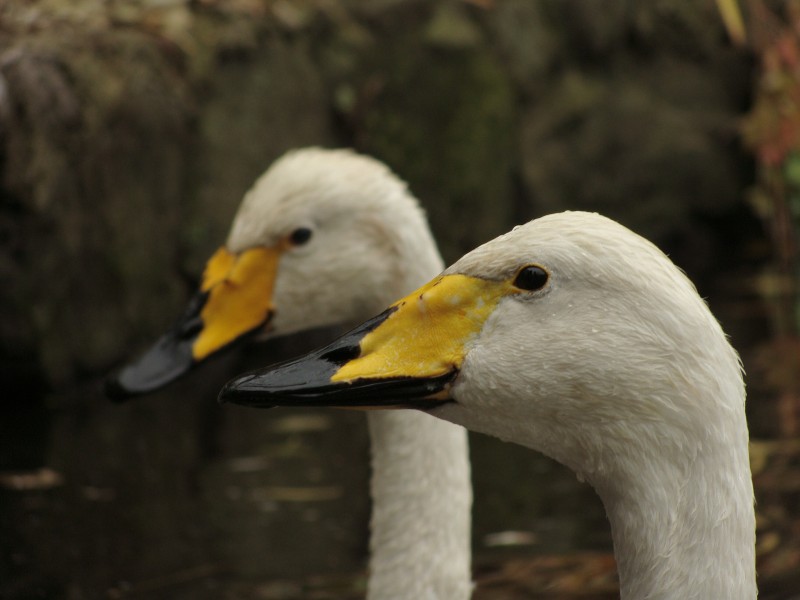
324,2,516,262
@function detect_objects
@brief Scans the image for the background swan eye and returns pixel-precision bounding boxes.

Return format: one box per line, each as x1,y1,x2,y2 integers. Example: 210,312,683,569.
513,265,548,291
289,227,313,246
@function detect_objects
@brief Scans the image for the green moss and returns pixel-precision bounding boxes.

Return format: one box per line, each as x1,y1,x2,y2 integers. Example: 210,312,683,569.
347,23,516,261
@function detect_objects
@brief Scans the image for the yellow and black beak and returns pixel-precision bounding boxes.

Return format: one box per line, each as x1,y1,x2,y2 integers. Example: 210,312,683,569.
219,274,511,410
217,307,458,409
106,245,281,400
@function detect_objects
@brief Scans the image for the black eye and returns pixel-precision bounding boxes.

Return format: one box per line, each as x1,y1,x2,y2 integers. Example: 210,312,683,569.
289,227,313,246
513,265,548,291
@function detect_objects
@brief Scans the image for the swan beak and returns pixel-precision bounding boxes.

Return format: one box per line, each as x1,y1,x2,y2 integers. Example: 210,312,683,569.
219,273,507,409
106,246,280,400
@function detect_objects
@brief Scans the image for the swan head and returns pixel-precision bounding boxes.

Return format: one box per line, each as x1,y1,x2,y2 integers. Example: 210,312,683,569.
221,211,747,487
106,147,441,399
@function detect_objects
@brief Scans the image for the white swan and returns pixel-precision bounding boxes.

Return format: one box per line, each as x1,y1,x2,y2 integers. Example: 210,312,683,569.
108,148,472,599
221,211,757,599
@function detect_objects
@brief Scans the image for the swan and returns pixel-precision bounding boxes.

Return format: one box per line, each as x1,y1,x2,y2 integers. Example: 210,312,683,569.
107,148,473,599
220,211,757,599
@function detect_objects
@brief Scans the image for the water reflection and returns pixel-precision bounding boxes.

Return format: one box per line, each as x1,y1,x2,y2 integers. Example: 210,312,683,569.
2,305,800,598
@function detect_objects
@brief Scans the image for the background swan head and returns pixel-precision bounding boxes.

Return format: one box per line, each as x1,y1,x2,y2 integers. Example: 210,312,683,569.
222,211,756,597
227,147,443,334
107,147,442,398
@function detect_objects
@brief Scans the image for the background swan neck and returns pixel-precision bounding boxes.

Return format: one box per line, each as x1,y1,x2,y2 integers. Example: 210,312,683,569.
386,205,445,296
365,203,471,599
366,411,473,600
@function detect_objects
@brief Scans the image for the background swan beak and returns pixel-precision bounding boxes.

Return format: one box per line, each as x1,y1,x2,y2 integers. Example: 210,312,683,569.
106,246,280,401
219,273,509,410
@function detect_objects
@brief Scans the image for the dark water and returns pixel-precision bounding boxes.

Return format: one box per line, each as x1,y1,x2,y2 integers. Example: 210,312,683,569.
3,271,800,599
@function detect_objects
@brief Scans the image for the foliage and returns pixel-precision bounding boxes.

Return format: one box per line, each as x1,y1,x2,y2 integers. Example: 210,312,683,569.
741,0,800,436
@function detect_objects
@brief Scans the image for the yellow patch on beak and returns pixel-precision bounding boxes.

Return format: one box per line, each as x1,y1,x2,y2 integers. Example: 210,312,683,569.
332,274,512,383
193,245,281,360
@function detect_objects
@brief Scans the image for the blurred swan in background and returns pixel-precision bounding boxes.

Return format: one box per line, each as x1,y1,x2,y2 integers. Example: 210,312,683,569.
222,211,757,600
108,148,472,599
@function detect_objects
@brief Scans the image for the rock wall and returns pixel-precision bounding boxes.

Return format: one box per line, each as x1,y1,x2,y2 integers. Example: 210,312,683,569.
0,0,753,392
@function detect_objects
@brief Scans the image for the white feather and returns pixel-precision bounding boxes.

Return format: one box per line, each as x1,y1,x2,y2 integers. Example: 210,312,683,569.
229,148,473,599
432,212,755,599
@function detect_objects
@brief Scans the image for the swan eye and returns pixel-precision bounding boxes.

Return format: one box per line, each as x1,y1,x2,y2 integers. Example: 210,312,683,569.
513,265,548,291
289,227,313,246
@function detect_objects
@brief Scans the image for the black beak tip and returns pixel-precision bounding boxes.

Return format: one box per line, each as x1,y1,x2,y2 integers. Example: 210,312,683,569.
104,379,128,403
218,373,276,408
104,375,137,403
217,379,236,404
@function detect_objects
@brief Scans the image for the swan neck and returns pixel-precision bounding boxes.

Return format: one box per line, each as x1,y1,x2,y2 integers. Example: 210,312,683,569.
364,216,468,598
598,434,756,600
366,411,473,599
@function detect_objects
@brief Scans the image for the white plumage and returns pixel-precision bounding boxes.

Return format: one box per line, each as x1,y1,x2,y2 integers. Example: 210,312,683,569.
227,148,473,599
224,210,757,599
432,213,756,599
